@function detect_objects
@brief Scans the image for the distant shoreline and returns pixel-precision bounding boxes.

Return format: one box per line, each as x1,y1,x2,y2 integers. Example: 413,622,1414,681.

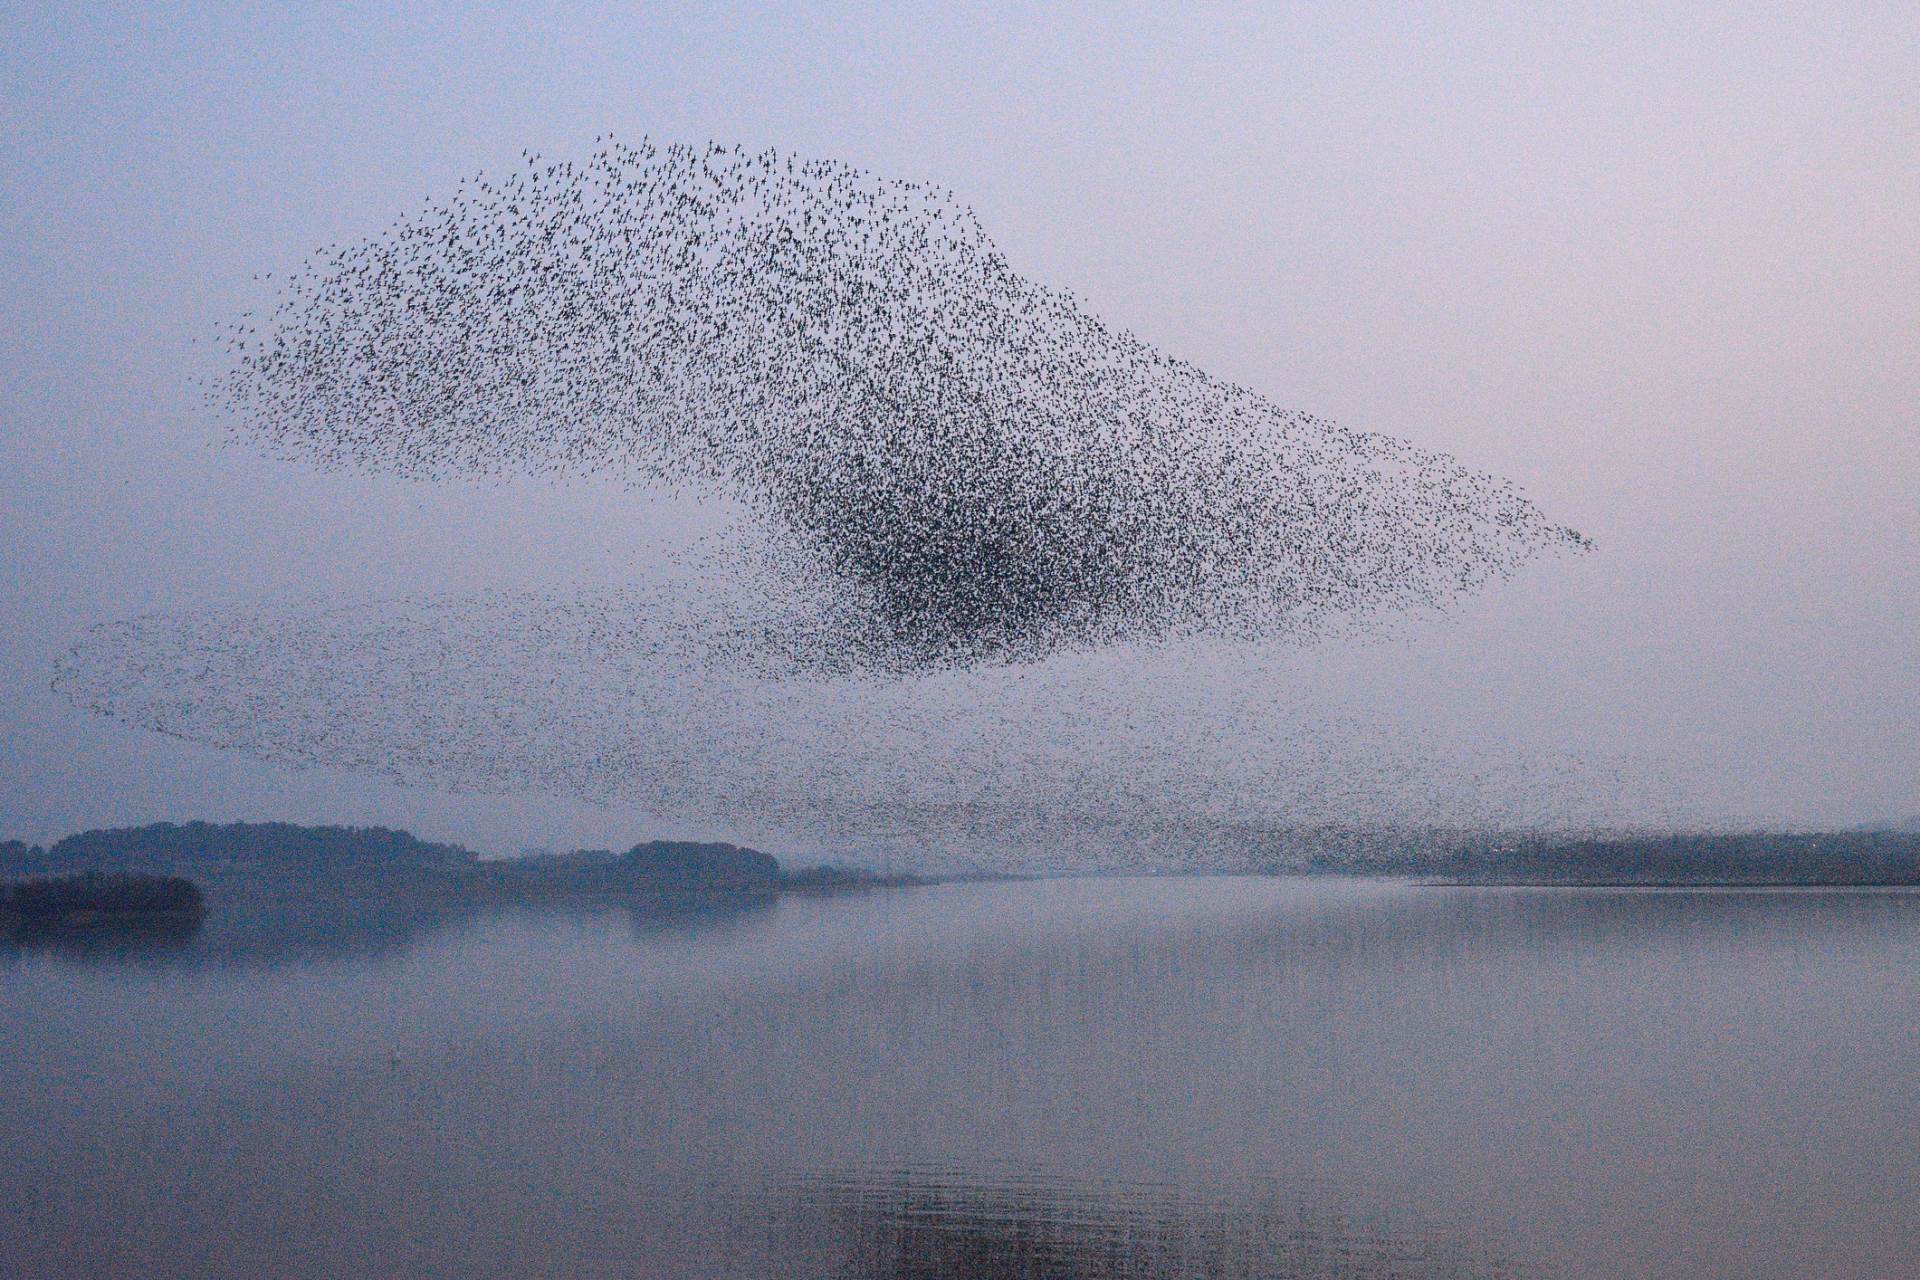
0,825,1037,957
1427,878,1920,890
7,821,1919,906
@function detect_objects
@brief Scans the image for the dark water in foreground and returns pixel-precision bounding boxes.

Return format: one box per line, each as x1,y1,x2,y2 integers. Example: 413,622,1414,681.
3,878,1916,1279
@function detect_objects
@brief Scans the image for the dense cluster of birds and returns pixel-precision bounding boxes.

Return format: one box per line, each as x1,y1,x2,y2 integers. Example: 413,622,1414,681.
64,139,1614,858
207,137,1587,673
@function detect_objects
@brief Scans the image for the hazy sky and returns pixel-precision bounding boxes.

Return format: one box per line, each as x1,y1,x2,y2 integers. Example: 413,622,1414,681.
3,1,1915,851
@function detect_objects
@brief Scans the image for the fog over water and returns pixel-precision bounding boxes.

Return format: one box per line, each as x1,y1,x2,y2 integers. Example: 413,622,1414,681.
6,881,1919,1278
4,2,1917,850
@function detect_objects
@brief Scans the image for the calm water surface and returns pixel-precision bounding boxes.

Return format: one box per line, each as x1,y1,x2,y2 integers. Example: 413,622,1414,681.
3,878,1917,1278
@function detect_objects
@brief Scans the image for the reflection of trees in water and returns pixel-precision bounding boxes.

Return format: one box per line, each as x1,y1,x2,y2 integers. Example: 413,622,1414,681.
0,882,466,970
626,891,778,941
753,1163,1523,1280
0,915,206,965
0,881,780,971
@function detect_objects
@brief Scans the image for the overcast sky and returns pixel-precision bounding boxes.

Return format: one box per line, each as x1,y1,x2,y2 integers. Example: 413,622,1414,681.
3,1,1914,851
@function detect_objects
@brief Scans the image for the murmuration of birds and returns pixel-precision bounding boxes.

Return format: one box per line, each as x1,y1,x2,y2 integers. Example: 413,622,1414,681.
60,138,1615,861
203,136,1588,675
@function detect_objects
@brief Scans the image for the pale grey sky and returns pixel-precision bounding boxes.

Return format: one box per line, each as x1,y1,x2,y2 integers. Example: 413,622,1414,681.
3,1,1915,851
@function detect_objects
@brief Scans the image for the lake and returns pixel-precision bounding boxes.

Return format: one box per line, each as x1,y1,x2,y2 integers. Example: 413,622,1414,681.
4,878,1916,1278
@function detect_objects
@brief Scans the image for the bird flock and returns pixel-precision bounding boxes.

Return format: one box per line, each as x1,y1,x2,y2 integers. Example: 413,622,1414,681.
205,137,1587,674
53,588,1668,869
63,138,1610,860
